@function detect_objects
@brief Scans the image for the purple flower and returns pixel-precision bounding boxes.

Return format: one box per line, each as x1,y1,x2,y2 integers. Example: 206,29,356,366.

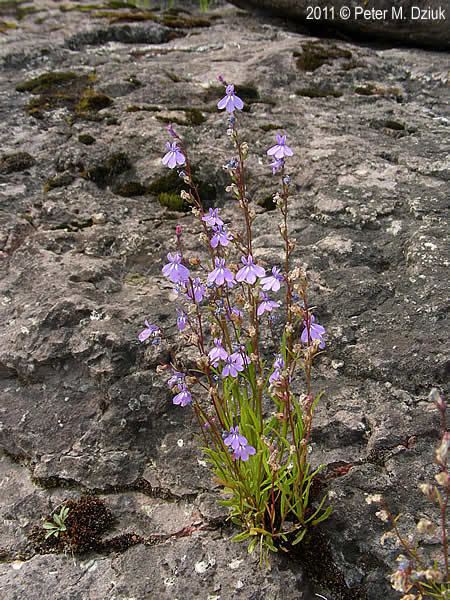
269,355,284,384
207,258,234,287
210,225,233,248
235,255,265,285
162,252,190,284
267,134,293,160
177,309,188,331
172,385,192,407
257,293,280,317
270,158,284,175
217,84,244,113
202,208,224,228
223,425,248,450
222,352,246,378
261,266,283,292
162,141,186,169
208,338,229,367
301,315,326,349
167,370,185,388
187,277,206,303
233,440,256,461
138,320,160,342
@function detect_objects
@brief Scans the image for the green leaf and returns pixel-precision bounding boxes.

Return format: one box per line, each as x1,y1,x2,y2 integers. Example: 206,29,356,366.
43,522,57,530
232,531,250,542
291,528,307,546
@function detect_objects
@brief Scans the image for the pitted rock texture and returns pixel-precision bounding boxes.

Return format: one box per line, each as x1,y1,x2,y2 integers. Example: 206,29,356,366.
0,1,449,599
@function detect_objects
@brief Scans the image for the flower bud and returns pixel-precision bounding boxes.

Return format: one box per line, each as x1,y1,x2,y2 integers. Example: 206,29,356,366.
435,471,449,487
419,483,437,500
416,518,436,534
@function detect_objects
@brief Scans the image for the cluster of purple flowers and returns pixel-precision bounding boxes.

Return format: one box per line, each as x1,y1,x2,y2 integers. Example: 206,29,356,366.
224,425,256,461
167,370,192,407
136,79,329,484
208,340,250,379
269,355,284,385
301,315,327,350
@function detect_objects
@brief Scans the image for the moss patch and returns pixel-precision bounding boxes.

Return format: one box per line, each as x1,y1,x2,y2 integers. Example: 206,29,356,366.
354,83,403,100
61,2,210,28
16,71,80,93
78,133,96,145
259,123,282,132
149,167,216,210
0,0,39,20
0,19,17,32
82,151,131,188
157,108,206,127
294,42,352,72
126,104,160,113
114,181,147,197
297,85,342,98
257,194,277,212
124,272,147,286
203,82,260,106
0,151,35,174
44,172,75,192
158,192,189,212
16,71,113,120
76,88,113,115
31,497,114,554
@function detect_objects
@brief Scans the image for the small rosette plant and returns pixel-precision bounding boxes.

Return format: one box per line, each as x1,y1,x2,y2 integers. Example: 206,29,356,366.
139,77,331,558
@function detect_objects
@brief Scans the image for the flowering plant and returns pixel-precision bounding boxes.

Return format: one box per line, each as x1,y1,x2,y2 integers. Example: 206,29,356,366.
140,78,331,558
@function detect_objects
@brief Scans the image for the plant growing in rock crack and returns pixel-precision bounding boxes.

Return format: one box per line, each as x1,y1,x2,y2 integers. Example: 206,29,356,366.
367,389,449,600
43,506,70,540
138,77,331,560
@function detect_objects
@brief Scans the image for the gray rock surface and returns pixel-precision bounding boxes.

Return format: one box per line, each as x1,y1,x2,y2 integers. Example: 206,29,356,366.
229,0,450,49
0,1,449,599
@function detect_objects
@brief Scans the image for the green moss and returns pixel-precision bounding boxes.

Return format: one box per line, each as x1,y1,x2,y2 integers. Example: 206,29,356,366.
43,172,75,192
295,42,352,72
148,169,181,196
149,167,216,209
0,152,35,174
91,9,157,22
383,120,406,131
354,83,377,96
124,272,147,286
296,86,342,98
160,14,210,28
75,89,113,114
114,181,147,197
16,71,113,120
259,123,282,132
257,195,277,212
82,152,131,188
16,71,79,93
126,104,160,112
203,83,260,108
164,70,183,83
0,19,17,32
185,108,206,126
354,84,402,100
158,192,189,212
78,133,96,145
157,108,206,127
